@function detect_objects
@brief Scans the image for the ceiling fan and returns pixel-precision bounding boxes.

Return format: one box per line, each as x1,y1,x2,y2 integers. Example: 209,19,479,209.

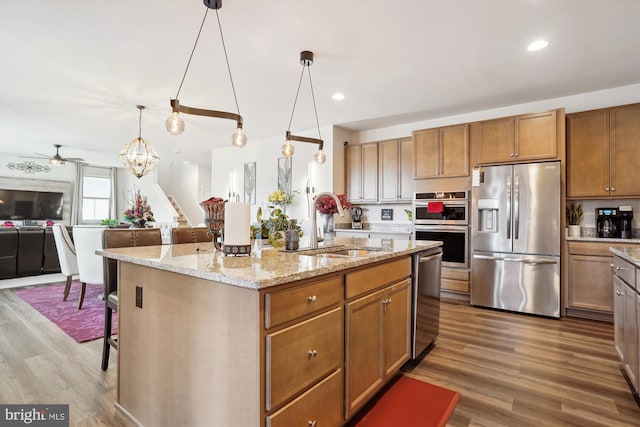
21,144,85,166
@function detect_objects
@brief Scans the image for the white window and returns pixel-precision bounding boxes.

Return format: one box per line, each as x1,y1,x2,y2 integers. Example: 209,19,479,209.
80,166,114,223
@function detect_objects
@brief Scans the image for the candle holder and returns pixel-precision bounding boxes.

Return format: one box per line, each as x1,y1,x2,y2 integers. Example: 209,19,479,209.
199,197,226,250
222,244,251,256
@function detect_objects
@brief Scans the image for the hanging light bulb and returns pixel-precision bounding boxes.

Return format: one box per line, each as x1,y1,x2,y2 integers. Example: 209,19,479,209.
313,148,326,164
119,105,160,179
166,1,246,147
284,51,327,164
231,124,247,148
166,111,185,135
281,140,295,157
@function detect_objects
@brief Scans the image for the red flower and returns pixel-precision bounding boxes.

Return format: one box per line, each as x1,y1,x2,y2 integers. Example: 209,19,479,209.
316,194,351,215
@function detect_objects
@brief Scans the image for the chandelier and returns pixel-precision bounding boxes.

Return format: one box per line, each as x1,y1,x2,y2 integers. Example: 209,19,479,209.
119,105,160,179
283,51,326,164
165,0,246,148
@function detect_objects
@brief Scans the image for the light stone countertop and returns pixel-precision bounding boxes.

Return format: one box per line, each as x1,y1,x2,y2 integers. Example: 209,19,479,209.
96,237,441,290
566,236,640,244
610,246,640,267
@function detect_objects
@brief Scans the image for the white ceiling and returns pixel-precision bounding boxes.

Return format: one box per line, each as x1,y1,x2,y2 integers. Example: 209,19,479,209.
1,0,639,167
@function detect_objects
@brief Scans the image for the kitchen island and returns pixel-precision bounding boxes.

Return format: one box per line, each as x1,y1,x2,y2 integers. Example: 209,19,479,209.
97,237,441,427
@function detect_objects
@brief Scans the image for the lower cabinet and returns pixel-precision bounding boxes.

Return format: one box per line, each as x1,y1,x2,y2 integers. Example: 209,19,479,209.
567,242,616,318
345,278,411,418
263,256,413,426
612,255,638,394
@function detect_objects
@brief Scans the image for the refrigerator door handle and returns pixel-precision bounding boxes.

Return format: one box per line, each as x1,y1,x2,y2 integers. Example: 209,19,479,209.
473,254,505,261
514,174,519,240
506,175,511,239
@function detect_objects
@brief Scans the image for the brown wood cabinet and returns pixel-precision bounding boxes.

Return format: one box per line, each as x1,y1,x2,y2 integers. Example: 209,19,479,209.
346,143,378,204
476,109,559,165
413,124,469,178
567,241,639,320
344,257,411,419
567,103,640,198
379,138,414,202
612,254,638,394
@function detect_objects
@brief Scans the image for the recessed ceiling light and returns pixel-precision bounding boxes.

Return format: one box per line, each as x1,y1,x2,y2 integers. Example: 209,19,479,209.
527,39,549,52
182,161,190,165
332,93,345,101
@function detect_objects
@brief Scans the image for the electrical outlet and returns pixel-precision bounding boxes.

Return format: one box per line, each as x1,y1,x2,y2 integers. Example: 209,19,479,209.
135,285,143,308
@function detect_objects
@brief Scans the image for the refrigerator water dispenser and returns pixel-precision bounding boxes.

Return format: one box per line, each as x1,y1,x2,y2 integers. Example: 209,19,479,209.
477,199,499,233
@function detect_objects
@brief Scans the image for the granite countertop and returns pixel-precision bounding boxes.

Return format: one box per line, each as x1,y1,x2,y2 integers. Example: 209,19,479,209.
97,237,441,290
566,236,640,244
610,246,640,267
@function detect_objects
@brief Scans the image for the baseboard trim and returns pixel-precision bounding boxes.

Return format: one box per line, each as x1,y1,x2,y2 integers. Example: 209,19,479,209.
565,307,613,323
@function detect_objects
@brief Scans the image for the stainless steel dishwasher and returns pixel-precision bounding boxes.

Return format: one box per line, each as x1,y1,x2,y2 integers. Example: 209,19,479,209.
411,247,442,360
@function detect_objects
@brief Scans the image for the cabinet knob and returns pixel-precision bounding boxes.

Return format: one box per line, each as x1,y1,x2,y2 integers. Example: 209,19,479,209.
615,266,626,271
510,153,514,157
616,290,623,296
611,188,615,191
605,187,609,191
308,295,317,303
514,152,518,157
308,350,317,358
308,421,317,427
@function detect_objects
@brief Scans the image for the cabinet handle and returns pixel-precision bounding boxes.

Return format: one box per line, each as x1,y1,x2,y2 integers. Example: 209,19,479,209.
616,290,623,296
308,295,317,303
308,350,317,358
615,266,626,271
610,264,615,268
308,421,317,427
382,298,392,305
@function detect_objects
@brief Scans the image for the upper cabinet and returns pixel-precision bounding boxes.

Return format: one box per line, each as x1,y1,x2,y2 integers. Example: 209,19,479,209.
475,109,560,165
346,143,378,204
567,103,640,198
413,124,469,179
378,138,414,203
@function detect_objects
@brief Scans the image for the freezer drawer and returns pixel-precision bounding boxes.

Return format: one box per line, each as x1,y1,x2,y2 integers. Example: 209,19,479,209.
471,252,560,318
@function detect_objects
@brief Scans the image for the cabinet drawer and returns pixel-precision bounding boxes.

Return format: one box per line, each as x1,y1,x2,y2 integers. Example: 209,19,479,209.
442,278,469,293
442,268,469,281
265,307,343,411
568,242,613,256
613,257,636,288
345,256,411,299
265,275,342,329
266,368,343,427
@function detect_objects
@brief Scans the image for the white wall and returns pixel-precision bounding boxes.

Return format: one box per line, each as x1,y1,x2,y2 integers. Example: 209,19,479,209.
156,161,203,225
116,168,176,224
211,125,335,239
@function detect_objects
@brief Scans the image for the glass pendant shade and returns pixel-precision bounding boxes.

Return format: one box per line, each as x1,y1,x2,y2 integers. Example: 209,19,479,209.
231,127,247,148
313,149,326,164
166,111,185,135
281,140,295,157
119,137,160,179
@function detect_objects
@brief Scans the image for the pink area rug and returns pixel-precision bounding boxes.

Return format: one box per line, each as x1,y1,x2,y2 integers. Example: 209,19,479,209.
14,282,117,343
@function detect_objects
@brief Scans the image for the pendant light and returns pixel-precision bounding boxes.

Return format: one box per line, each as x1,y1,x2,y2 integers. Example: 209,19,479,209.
119,105,160,179
284,51,327,164
166,0,246,148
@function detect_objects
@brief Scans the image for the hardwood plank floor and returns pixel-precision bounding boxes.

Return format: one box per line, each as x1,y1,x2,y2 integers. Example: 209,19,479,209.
405,300,640,427
1,287,638,426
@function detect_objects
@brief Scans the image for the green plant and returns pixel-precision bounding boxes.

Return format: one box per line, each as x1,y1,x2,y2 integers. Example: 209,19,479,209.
566,202,583,225
264,209,302,248
100,218,118,226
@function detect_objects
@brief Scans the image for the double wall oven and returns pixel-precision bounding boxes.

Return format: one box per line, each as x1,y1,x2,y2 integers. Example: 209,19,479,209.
413,191,469,269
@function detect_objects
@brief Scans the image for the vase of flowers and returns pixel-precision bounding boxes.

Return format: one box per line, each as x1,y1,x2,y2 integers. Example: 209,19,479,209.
123,189,155,228
315,194,351,234
267,189,295,214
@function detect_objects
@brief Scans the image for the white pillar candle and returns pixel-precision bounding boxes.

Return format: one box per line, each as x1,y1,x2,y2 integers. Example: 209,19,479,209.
224,202,250,246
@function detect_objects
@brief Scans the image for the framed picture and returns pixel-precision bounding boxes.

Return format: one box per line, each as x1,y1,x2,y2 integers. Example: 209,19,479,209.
278,157,292,194
244,162,256,204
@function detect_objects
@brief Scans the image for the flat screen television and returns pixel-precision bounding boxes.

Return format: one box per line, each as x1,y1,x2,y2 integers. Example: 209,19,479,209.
0,189,64,220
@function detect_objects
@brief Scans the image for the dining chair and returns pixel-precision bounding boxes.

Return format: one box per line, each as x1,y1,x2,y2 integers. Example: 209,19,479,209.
101,228,162,371
51,224,80,307
170,226,212,244
71,226,107,311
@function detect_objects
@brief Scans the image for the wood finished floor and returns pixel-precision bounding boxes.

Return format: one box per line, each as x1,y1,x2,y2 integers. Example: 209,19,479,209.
1,287,639,427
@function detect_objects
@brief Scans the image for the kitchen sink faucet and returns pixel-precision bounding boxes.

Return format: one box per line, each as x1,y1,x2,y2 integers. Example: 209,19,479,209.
309,192,346,249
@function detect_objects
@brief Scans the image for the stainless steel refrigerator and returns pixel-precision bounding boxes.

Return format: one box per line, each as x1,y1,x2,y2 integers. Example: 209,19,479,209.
471,161,561,318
